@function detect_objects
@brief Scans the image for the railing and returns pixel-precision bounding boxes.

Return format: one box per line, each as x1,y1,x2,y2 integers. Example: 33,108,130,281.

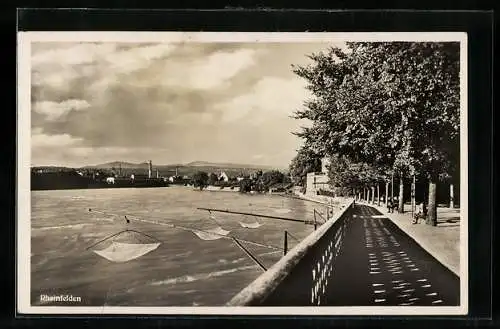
226,199,355,306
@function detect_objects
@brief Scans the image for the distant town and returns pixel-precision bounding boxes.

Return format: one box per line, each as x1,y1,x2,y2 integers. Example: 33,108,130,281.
30,160,294,193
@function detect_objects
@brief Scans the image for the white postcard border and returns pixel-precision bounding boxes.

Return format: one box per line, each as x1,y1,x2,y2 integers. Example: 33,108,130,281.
17,31,468,316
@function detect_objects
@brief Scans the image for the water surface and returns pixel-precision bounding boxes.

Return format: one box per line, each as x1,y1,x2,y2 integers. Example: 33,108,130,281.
30,186,338,306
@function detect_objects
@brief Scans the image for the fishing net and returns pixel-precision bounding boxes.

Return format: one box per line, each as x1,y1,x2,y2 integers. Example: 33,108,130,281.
193,212,232,239
274,208,292,214
87,228,162,262
93,242,161,262
239,221,262,229
193,227,231,240
238,214,262,229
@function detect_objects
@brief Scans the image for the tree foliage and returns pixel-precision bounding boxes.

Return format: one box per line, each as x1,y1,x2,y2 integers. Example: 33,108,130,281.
293,42,460,179
327,154,385,192
208,173,218,186
192,171,209,190
288,145,323,186
292,42,460,224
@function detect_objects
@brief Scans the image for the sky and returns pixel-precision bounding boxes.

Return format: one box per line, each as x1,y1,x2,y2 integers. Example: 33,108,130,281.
30,41,339,168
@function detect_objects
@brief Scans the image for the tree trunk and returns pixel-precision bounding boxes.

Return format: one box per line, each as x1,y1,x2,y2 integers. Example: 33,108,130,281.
377,184,381,206
411,175,416,217
391,172,394,202
427,180,438,226
449,183,454,208
398,173,404,213
385,181,389,207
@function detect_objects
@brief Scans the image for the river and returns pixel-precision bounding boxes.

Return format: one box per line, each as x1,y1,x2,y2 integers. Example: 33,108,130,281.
30,186,340,307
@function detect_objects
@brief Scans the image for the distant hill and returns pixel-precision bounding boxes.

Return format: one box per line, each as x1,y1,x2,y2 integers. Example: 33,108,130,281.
83,160,281,171
185,161,278,170
82,161,150,169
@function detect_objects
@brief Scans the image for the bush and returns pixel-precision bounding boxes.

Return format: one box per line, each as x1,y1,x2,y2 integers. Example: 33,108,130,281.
318,189,335,197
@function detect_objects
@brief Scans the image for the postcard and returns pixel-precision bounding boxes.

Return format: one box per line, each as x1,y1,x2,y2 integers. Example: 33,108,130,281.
17,31,468,315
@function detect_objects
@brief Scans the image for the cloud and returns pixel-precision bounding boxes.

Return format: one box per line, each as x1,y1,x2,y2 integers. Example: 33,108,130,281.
31,129,83,148
105,44,178,75
31,43,117,67
29,41,334,167
218,76,310,124
33,99,91,121
186,49,258,90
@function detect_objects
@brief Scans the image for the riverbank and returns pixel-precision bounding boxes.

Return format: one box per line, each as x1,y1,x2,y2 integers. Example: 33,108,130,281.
292,190,350,207
203,185,241,192
31,171,169,191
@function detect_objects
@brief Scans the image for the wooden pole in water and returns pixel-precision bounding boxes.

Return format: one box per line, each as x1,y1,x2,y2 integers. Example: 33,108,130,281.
231,237,267,271
197,207,316,225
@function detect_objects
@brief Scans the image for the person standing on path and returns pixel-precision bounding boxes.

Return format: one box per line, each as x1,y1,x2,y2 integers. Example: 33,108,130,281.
413,202,427,224
387,199,394,213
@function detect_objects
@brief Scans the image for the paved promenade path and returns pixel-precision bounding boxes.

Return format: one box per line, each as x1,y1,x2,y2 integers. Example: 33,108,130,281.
325,204,460,306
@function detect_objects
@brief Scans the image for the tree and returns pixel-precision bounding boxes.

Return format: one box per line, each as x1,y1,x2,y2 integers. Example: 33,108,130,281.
208,173,218,186
293,42,460,225
260,170,285,187
239,178,253,193
289,145,323,186
192,171,209,190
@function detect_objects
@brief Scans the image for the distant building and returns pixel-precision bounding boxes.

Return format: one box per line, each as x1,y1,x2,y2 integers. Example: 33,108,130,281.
132,174,150,180
305,158,332,195
218,171,229,182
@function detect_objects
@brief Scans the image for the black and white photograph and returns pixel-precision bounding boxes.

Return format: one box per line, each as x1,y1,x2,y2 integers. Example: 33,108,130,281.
17,32,467,315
